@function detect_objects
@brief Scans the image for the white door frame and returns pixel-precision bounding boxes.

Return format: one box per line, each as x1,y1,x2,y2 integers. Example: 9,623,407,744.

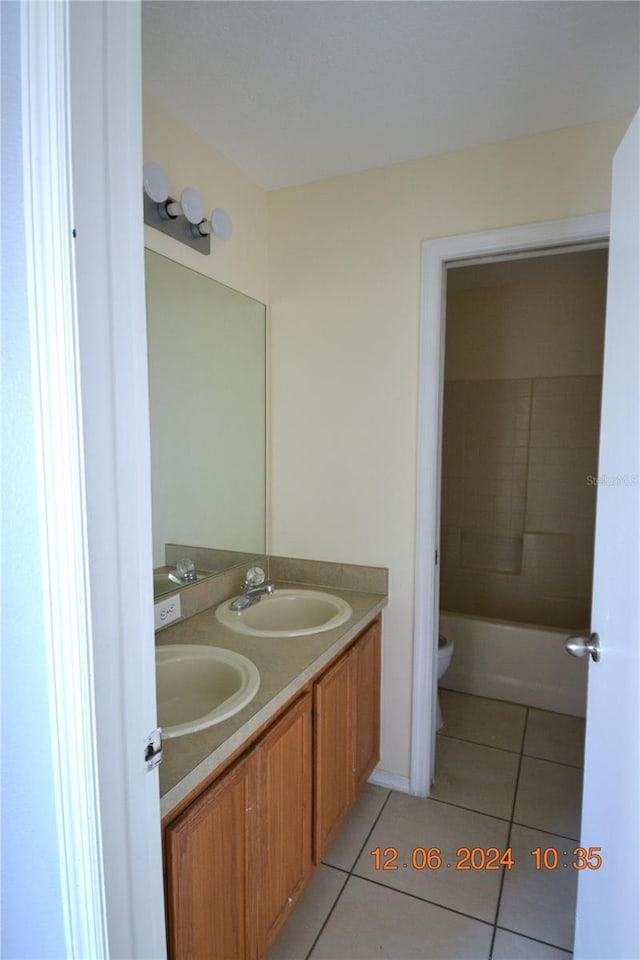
410,212,610,797
68,3,167,956
20,2,167,956
20,3,109,952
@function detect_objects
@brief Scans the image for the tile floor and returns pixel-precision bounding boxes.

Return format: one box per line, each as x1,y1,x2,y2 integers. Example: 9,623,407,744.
268,690,585,960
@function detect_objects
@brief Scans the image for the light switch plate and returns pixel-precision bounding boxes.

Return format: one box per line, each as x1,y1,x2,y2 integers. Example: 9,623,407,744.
154,593,181,630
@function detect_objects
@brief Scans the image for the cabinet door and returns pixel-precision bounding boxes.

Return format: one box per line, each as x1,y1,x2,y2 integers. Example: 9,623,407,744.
352,618,381,796
256,693,313,954
313,651,353,863
165,751,257,960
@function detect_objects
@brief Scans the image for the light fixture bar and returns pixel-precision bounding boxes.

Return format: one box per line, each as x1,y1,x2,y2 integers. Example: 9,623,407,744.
142,162,233,256
143,192,211,255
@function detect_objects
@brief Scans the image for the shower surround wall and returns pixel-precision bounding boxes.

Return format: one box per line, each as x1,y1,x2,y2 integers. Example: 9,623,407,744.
440,251,607,631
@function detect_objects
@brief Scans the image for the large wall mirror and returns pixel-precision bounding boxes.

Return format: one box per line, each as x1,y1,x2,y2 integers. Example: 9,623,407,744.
145,250,266,591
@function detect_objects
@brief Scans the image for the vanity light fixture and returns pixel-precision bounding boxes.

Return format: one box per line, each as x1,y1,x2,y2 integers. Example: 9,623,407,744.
143,163,204,225
164,187,204,225
142,161,231,256
193,207,233,242
143,161,170,203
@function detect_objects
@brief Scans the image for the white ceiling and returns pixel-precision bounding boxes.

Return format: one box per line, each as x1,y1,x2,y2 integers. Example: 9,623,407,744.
142,1,640,190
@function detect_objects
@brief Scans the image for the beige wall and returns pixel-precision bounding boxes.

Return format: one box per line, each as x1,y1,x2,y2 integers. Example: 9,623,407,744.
445,249,608,380
143,93,268,303
267,118,627,782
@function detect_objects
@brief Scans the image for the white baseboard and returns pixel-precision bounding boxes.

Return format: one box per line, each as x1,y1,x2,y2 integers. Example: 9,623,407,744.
368,768,411,794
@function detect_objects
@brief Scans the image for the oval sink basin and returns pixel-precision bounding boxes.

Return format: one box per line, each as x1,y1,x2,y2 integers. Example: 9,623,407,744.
156,645,260,738
215,588,352,638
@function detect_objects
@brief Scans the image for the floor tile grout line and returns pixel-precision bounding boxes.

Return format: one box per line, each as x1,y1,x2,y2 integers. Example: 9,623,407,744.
437,700,583,955
320,863,349,876
440,688,585,723
510,820,582,844
495,923,573,955
346,788,394,877
306,789,394,960
521,751,584,771
427,794,513,825
519,706,529,758
346,869,496,930
440,687,532,713
437,731,523,757
439,731,584,770
421,786,582,845
488,706,530,960
429,683,580,769
437,733,584,770
302,867,349,960
525,704,587,722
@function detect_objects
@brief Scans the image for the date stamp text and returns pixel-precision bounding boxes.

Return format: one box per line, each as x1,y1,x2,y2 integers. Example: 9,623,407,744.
370,846,603,871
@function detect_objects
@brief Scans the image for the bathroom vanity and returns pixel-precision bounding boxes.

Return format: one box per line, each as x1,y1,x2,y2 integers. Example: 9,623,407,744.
157,573,385,960
145,218,387,959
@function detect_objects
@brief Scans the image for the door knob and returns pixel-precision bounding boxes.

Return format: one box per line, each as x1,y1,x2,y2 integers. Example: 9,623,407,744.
565,632,601,663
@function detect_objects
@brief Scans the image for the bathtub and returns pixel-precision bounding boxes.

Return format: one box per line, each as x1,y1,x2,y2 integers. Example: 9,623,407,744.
439,611,588,718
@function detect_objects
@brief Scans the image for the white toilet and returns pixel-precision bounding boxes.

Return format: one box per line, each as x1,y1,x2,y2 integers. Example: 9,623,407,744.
436,634,454,730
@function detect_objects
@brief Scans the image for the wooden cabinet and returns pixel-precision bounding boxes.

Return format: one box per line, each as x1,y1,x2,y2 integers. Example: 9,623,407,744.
314,647,354,861
165,751,257,960
352,617,381,796
164,615,381,959
256,693,313,954
165,694,312,960
314,617,381,863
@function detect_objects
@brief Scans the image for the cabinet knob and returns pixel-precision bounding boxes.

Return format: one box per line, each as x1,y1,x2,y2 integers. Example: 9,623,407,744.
287,896,292,904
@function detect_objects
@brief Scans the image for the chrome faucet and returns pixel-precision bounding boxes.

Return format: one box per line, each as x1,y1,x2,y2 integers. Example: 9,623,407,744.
168,557,198,585
230,567,275,611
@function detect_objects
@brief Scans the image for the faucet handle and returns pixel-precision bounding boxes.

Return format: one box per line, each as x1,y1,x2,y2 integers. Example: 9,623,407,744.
175,558,197,583
245,566,265,588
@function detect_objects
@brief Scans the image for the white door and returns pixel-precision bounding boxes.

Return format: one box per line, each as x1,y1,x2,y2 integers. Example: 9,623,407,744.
573,111,640,959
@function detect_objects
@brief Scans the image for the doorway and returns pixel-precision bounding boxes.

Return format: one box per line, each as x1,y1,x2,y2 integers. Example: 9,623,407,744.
410,217,610,953
410,213,610,798
439,248,607,701
436,248,606,952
